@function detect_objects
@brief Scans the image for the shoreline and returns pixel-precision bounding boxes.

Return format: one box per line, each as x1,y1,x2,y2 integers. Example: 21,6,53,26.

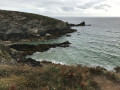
2,28,77,46
29,58,118,71
1,33,120,90
6,31,119,71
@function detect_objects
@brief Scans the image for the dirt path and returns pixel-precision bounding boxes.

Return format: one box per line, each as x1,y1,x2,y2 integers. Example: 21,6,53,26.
94,76,120,90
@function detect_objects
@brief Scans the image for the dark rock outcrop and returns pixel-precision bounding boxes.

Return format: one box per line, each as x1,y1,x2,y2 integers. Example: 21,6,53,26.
76,21,85,26
0,43,42,66
0,10,73,41
9,41,71,56
40,60,53,64
114,67,120,73
68,21,86,27
66,34,71,37
25,58,42,67
43,29,77,40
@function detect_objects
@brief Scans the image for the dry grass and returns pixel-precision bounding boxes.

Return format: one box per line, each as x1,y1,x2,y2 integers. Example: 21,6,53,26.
0,64,119,90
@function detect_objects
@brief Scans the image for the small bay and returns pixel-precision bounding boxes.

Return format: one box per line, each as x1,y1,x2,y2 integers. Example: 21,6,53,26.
27,17,120,70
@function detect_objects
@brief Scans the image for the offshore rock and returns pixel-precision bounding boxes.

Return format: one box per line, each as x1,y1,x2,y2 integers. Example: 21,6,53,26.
69,21,86,26
76,21,85,26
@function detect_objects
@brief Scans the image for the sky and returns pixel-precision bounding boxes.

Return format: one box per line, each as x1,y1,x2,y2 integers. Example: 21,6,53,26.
0,0,120,17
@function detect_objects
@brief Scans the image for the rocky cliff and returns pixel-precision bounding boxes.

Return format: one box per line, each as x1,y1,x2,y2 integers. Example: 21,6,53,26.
0,10,70,41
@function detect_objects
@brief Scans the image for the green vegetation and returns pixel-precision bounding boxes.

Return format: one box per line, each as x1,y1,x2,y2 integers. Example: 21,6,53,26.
0,9,68,41
0,63,119,90
0,9,63,26
0,64,102,90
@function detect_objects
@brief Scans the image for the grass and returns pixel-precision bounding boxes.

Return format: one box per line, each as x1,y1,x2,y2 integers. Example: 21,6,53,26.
89,66,120,83
0,64,100,90
0,9,63,27
0,64,119,90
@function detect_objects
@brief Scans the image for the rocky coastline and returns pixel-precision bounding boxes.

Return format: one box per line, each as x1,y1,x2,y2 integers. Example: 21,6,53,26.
0,10,85,67
9,41,71,56
0,10,120,90
0,10,78,41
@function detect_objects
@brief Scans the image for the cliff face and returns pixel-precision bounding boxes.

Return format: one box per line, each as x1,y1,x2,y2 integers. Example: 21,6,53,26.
0,10,69,41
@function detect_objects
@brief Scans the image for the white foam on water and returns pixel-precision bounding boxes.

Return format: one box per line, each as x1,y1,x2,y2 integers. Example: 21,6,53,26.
26,17,120,71
36,58,66,65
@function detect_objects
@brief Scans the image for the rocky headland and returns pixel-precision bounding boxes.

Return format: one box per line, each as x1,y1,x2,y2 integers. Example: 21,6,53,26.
0,10,77,42
0,10,120,90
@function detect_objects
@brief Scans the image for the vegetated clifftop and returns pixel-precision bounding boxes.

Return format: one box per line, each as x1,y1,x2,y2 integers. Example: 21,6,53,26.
0,10,70,41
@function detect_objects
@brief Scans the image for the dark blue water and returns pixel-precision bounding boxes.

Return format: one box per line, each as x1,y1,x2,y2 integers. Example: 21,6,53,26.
27,17,120,70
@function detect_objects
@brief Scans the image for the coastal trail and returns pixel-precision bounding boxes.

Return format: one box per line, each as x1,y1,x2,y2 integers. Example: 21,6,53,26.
94,76,120,90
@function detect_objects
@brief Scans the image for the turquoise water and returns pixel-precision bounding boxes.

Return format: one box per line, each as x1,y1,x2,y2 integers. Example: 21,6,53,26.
27,17,120,70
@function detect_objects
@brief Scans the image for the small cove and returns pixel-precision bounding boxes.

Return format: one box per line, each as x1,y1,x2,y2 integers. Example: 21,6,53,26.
26,17,120,70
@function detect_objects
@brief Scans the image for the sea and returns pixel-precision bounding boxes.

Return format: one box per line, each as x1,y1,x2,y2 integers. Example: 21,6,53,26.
26,17,120,70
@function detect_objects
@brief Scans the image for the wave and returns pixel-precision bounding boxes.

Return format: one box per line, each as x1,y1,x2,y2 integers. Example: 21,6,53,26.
37,59,66,65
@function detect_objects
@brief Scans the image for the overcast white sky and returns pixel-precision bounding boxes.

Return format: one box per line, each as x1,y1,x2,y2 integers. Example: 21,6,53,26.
0,0,120,17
